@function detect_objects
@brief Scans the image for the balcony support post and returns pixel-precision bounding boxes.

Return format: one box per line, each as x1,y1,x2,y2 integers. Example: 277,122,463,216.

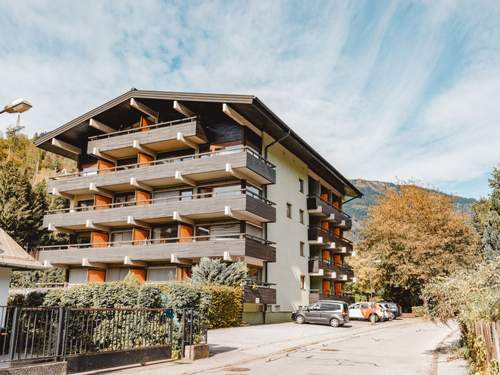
51,138,81,156
123,256,146,267
89,183,113,198
174,171,196,187
127,216,150,229
225,163,244,179
85,220,108,232
91,147,117,164
130,98,158,122
51,187,73,200
173,100,195,117
81,258,106,269
172,211,194,225
89,118,115,134
222,103,261,136
176,132,198,150
129,177,153,192
132,140,156,158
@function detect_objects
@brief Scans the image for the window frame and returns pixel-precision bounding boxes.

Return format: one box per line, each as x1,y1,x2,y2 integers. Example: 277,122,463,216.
286,202,292,219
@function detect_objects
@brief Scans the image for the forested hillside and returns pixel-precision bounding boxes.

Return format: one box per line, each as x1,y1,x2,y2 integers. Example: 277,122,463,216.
344,179,477,240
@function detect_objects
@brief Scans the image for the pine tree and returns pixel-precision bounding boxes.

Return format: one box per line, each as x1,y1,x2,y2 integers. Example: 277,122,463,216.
0,161,37,249
191,258,247,286
481,167,500,260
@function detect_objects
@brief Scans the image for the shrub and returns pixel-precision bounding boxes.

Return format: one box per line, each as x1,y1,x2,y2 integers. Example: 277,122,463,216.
201,284,243,328
191,257,247,286
411,306,425,317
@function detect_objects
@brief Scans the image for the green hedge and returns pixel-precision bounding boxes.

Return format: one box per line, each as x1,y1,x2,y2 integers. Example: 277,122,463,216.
11,279,242,329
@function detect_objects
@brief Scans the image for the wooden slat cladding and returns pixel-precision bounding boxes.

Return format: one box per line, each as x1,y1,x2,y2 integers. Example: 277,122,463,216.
243,286,276,304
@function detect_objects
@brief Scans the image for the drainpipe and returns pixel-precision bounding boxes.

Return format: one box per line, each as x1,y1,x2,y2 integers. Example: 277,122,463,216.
264,129,291,160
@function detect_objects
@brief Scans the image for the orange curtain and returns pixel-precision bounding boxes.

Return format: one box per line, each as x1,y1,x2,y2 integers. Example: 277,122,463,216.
129,269,146,284
94,194,111,210
178,224,193,243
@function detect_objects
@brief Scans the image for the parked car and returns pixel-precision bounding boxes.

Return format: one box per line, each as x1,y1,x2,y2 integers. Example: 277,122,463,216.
380,302,402,318
348,302,386,323
292,300,349,327
379,303,395,320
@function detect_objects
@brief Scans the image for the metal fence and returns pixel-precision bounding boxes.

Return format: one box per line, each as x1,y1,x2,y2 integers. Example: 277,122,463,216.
0,306,205,365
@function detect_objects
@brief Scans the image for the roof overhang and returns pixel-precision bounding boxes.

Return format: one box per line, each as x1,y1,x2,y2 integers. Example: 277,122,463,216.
35,89,362,198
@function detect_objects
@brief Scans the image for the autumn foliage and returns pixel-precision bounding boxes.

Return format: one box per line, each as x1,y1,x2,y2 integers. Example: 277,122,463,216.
350,184,480,309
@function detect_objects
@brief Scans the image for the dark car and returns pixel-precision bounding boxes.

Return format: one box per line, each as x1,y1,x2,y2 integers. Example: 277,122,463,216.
381,302,402,318
292,300,349,327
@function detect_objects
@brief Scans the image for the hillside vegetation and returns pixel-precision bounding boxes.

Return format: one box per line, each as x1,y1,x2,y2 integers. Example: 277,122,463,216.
344,179,477,240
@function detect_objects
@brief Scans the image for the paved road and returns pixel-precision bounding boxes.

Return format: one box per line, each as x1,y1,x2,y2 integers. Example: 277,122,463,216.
112,318,466,375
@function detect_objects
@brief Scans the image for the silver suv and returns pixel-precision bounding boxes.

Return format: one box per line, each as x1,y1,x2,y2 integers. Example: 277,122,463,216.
292,300,349,327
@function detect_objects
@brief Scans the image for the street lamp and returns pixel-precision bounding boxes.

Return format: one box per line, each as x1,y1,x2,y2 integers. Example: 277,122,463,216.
0,98,32,114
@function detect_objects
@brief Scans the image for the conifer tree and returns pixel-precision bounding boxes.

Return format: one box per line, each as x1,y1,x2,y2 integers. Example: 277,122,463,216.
480,167,500,260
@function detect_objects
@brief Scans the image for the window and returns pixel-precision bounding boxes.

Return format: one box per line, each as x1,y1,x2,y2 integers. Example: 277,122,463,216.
147,267,177,283
110,230,132,246
76,199,94,211
152,224,178,243
106,268,129,282
300,241,305,257
320,303,340,311
68,269,87,284
300,274,305,289
114,192,136,207
286,203,292,218
299,209,304,224
180,189,193,201
299,178,304,193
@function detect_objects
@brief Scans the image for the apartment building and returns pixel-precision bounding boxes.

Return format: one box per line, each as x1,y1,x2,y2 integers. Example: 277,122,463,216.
35,89,361,311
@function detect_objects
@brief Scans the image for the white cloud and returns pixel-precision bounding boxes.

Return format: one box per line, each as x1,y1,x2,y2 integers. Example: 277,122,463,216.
0,0,499,198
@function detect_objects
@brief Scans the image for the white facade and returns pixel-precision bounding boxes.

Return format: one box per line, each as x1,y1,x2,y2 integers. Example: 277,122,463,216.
0,268,11,307
266,139,310,311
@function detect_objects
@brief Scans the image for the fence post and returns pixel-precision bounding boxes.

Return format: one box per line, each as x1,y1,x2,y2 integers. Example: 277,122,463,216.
55,307,65,361
8,307,20,361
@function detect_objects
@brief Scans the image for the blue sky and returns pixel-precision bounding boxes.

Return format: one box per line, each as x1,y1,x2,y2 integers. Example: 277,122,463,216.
0,0,499,199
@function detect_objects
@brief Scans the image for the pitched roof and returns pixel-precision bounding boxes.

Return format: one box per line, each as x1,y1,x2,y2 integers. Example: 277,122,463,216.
35,89,362,198
0,228,44,270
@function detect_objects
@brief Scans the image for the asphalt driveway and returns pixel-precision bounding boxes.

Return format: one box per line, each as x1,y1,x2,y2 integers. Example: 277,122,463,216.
110,318,466,375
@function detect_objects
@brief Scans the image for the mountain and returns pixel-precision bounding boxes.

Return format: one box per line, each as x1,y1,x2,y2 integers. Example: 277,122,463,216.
343,179,477,240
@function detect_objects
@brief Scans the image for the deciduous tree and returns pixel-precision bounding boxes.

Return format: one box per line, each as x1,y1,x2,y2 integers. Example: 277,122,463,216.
350,185,480,309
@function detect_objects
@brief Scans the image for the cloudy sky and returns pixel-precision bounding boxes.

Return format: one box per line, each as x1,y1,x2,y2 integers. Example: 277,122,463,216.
0,0,499,199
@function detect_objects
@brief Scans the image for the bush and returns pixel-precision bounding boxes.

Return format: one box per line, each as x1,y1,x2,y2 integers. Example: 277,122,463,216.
201,284,243,328
8,290,47,306
411,306,425,317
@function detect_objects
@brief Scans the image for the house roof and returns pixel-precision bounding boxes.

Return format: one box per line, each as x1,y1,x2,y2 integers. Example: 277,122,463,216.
0,228,44,270
35,89,362,199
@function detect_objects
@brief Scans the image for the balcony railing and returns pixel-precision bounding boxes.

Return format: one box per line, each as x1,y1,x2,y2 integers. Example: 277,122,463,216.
37,233,276,264
307,227,353,252
309,290,354,304
307,195,352,229
308,258,354,277
47,189,275,214
50,146,275,180
88,116,199,141
243,283,277,304
38,233,274,251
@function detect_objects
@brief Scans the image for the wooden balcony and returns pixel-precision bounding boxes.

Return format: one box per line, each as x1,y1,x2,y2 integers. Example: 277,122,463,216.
243,285,276,304
307,195,352,229
44,190,275,231
308,258,354,280
37,234,276,266
48,147,276,196
309,291,354,304
87,117,207,159
307,227,353,253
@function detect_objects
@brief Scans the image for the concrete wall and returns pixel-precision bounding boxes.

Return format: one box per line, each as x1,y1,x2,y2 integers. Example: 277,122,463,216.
0,268,11,307
265,137,310,311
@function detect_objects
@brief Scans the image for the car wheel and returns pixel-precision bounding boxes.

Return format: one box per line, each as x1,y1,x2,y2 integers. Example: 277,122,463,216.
329,318,340,327
295,315,305,324
369,314,377,324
